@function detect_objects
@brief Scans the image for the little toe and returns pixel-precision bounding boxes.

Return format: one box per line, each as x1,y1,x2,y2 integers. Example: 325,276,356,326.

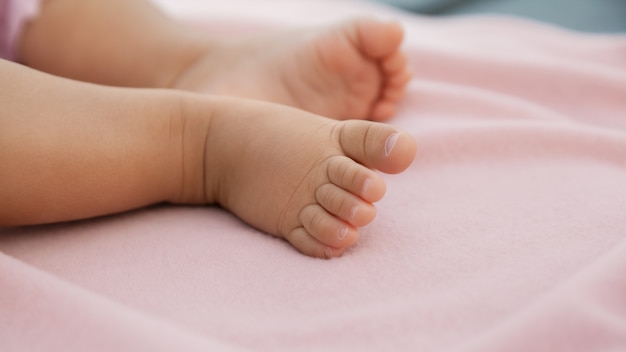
316,183,377,227
338,120,417,173
388,68,413,87
371,101,398,122
384,86,406,101
350,19,405,59
382,52,411,102
286,227,345,259
382,51,408,74
299,204,359,249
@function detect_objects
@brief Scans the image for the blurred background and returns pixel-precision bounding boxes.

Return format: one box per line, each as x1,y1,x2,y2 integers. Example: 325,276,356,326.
371,0,626,33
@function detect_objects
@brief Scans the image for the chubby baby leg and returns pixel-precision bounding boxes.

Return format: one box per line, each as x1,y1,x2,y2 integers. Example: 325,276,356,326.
0,59,416,258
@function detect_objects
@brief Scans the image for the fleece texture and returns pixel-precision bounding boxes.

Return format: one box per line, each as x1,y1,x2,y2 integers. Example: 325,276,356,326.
1,1,625,351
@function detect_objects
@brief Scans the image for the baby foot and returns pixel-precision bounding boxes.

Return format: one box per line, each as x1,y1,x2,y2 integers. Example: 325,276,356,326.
179,97,417,258
173,18,412,121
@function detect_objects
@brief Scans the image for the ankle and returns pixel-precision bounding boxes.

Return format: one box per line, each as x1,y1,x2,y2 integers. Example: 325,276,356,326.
166,93,220,205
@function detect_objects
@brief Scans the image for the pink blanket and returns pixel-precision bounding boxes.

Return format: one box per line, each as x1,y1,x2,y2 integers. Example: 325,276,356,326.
2,1,626,351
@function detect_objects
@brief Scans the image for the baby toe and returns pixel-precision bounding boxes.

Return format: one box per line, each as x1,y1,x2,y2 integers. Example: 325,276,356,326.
326,156,386,202
384,85,407,101
299,204,359,249
350,18,405,59
316,183,377,227
371,101,398,121
388,68,413,87
382,51,408,74
286,227,345,259
338,120,417,174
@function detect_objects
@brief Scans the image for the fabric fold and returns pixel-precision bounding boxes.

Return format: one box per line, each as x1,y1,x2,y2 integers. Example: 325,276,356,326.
0,251,243,352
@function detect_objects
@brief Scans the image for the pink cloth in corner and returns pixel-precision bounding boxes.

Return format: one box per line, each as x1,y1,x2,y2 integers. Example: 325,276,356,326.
1,1,626,351
0,0,39,61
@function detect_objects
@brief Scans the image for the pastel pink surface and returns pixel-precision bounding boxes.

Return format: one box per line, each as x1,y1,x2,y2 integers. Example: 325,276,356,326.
0,0,39,60
1,1,626,351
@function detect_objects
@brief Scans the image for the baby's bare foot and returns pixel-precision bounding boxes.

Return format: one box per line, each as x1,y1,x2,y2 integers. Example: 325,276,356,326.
173,18,411,121
178,97,416,258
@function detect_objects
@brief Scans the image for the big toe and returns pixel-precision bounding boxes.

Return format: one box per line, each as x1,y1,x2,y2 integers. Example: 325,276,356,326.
337,120,417,174
348,18,405,59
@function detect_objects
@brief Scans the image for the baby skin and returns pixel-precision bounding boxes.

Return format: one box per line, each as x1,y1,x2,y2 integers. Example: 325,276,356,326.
183,97,416,258
1,61,416,258
172,18,412,121
21,0,411,121
5,0,417,258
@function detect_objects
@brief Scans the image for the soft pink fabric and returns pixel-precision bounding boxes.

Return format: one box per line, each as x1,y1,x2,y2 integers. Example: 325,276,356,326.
1,1,626,351
0,0,39,61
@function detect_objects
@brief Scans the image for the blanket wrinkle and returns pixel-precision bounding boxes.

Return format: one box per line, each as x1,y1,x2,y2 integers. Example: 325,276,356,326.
0,251,243,351
405,80,571,122
0,253,240,351
407,50,626,127
454,238,626,352
1,1,626,351
410,122,626,167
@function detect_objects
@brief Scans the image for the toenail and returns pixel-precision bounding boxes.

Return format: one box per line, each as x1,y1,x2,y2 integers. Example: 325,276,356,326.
385,133,399,157
337,226,349,240
349,205,359,220
361,179,370,196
